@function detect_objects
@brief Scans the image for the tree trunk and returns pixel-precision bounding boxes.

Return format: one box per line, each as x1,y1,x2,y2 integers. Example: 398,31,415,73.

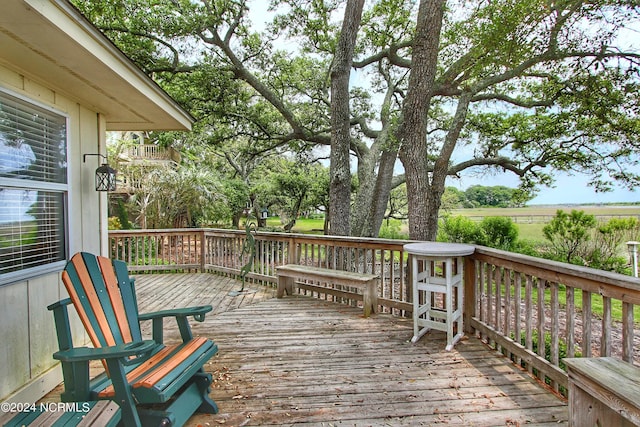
329,0,364,236
352,141,398,238
367,149,398,237
397,0,446,241
424,92,473,238
351,145,379,237
352,79,399,238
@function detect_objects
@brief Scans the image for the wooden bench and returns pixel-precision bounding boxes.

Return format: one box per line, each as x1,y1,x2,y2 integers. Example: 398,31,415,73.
276,264,379,317
564,357,640,426
0,400,120,427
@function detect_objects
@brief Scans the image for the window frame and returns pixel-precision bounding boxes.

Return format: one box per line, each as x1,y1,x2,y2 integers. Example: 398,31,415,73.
0,87,70,286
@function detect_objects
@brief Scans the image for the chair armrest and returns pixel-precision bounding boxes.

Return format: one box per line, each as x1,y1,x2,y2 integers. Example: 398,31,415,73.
139,305,213,322
139,305,212,344
53,340,156,363
47,298,72,311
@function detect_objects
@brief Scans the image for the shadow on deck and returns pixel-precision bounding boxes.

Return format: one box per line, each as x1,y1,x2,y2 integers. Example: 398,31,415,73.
47,273,569,426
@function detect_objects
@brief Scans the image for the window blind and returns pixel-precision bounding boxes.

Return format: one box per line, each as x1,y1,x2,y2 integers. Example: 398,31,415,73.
0,90,68,280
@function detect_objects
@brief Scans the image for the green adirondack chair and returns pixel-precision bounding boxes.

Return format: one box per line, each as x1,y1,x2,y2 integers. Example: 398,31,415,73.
47,252,219,427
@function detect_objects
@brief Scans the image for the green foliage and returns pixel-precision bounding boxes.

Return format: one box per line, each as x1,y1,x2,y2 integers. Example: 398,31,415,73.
464,185,520,208
111,236,157,265
378,221,409,240
255,158,329,231
439,186,526,210
480,216,519,250
108,217,122,230
74,0,640,240
128,165,222,228
210,178,249,227
539,210,637,271
386,184,408,220
440,186,465,211
542,210,597,264
438,215,519,250
509,238,543,257
115,199,131,230
584,217,640,272
438,215,485,244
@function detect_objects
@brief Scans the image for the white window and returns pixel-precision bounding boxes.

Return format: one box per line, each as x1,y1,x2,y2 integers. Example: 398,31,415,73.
0,89,68,284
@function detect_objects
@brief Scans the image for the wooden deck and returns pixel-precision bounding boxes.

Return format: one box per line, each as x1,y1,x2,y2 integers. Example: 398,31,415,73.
46,273,569,426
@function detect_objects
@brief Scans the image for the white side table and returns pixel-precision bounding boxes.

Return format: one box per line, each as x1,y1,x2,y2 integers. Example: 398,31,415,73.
404,242,475,350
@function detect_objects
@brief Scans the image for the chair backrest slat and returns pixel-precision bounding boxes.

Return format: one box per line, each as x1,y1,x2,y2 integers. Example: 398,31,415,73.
98,256,134,343
112,258,142,342
62,252,140,348
61,268,104,348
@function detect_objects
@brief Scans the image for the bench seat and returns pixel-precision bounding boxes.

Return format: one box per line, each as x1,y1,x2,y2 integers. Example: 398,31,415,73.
276,265,379,317
565,357,640,426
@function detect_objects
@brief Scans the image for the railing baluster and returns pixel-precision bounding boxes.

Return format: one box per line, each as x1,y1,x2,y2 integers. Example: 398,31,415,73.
550,281,559,392
486,264,493,344
566,286,575,358
623,302,634,362
514,272,522,366
582,289,592,358
602,296,611,357
495,266,502,352
504,268,512,358
537,278,546,379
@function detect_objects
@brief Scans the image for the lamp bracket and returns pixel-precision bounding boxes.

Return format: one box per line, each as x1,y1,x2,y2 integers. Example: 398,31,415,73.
83,153,108,163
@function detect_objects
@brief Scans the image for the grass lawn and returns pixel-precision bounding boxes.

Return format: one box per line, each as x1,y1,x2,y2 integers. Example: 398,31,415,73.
446,205,640,243
267,204,640,243
515,223,547,242
266,216,325,234
267,205,640,242
449,204,640,218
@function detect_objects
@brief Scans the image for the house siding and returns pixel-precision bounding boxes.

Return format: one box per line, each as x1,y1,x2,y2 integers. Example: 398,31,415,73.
0,63,104,402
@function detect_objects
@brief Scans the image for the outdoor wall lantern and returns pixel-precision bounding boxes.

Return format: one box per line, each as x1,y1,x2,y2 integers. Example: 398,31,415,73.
83,153,116,191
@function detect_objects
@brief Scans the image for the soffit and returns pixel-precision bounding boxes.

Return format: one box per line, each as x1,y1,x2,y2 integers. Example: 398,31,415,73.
0,0,193,131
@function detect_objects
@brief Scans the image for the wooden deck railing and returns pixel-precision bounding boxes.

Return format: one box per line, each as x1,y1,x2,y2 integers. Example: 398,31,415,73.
466,247,640,394
109,228,411,314
109,228,640,396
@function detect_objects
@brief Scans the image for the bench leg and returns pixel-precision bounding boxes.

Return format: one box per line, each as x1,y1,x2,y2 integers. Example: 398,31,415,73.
362,279,378,317
277,276,294,298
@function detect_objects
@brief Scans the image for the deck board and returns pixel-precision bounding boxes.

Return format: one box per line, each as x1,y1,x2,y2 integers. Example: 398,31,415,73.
46,273,568,426
193,297,567,426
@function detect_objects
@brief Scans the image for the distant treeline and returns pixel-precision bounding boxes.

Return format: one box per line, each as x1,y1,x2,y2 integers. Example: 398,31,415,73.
443,185,527,209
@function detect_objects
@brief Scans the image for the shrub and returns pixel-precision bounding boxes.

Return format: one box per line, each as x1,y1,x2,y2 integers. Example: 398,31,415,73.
542,209,596,264
379,221,409,240
480,216,519,250
584,217,639,272
438,215,485,244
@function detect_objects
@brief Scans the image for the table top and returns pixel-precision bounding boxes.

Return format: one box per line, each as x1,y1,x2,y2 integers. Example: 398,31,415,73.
403,242,475,257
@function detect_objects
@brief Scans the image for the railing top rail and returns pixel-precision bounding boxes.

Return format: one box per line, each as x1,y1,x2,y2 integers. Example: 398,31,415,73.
108,228,640,294
110,229,202,235
472,245,640,297
109,228,414,250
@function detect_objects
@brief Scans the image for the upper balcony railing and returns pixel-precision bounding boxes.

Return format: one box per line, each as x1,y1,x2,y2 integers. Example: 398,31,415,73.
123,144,181,164
109,228,640,395
112,145,181,193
